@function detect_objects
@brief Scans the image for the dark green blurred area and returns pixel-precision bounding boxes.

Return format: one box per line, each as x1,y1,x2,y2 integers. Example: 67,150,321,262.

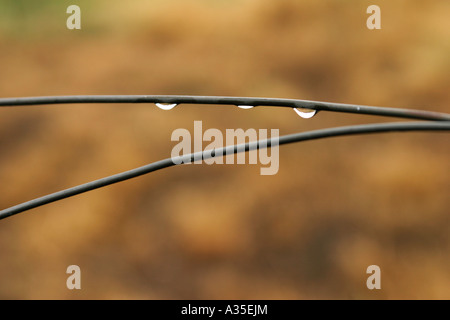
0,0,448,299
0,0,100,38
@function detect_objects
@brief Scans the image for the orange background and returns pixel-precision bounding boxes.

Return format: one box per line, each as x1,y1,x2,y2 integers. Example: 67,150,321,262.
0,0,448,299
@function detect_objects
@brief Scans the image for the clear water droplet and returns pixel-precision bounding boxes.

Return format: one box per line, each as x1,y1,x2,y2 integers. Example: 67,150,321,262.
237,105,254,109
294,108,317,119
156,103,177,110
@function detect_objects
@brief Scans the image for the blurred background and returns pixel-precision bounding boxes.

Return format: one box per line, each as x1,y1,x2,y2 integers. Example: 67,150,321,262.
0,0,448,299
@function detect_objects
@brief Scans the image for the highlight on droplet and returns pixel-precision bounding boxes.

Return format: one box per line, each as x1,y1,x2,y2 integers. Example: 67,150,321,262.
237,105,255,109
156,103,178,110
294,108,317,119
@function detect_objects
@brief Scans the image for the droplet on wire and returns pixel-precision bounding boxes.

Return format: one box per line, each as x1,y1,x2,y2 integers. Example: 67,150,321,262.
294,108,317,119
156,103,177,110
237,105,254,109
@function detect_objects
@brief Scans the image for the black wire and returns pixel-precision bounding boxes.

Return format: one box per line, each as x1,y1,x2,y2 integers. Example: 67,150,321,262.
1,95,449,121
0,121,449,221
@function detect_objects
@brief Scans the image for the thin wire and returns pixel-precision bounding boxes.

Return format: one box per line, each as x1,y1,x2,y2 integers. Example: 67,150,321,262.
0,121,449,221
0,95,449,121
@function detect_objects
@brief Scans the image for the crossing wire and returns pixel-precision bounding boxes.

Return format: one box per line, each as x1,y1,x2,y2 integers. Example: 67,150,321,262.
0,121,449,220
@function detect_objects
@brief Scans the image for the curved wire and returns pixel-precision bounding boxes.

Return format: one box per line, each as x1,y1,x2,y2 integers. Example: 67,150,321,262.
1,121,449,221
0,95,449,121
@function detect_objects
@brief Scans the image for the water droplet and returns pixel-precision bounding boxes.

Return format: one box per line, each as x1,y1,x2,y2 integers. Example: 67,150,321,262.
294,108,317,119
237,105,254,109
156,103,177,110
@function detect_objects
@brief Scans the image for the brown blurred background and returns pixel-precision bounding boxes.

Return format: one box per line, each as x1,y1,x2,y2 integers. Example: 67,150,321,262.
0,0,448,299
